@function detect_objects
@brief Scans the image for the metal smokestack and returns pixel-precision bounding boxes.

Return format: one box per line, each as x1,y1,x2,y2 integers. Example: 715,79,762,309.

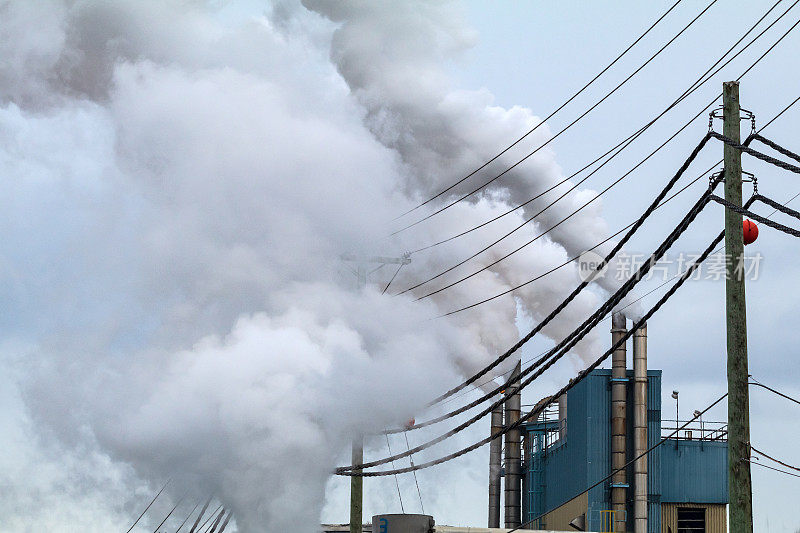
633,323,648,533
610,312,627,533
488,404,503,528
504,361,522,529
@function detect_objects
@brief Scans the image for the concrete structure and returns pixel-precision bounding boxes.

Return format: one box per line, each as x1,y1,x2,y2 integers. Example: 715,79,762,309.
371,514,434,533
322,526,598,533
520,369,728,532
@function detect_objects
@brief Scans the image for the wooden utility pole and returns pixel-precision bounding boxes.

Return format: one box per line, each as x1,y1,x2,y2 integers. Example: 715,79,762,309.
350,434,364,533
722,80,753,533
341,253,411,533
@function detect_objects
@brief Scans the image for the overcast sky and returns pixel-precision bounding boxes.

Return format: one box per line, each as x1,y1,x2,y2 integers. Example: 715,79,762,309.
0,1,798,532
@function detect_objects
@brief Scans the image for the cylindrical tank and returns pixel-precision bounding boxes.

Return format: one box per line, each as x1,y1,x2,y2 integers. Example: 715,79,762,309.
371,514,434,533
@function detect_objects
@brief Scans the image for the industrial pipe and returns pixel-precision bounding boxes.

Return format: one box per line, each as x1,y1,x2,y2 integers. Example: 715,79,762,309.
611,312,627,533
633,323,648,533
488,404,503,528
504,362,522,529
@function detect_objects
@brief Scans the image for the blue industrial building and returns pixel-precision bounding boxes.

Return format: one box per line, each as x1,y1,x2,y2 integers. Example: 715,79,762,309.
520,369,728,532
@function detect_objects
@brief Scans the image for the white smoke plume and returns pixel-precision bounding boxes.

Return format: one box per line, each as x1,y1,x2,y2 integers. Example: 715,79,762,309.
0,1,625,531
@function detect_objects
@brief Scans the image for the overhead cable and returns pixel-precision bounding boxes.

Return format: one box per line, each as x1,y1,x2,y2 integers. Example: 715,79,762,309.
747,459,800,478
749,378,800,406
410,133,713,410
339,221,724,476
433,12,800,312
398,0,798,298
421,104,800,435
345,189,715,463
152,494,185,532
125,479,170,533
710,195,800,238
508,392,729,531
751,445,800,472
387,176,715,435
395,0,686,219
175,501,201,533
403,0,788,255
188,497,213,533
391,0,721,233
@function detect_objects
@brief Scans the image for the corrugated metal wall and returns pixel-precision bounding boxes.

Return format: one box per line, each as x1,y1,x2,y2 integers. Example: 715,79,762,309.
584,371,611,533
646,371,662,533
661,440,728,503
661,502,727,533
522,368,728,532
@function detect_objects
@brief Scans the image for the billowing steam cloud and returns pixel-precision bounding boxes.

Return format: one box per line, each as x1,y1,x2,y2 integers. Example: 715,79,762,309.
0,1,624,531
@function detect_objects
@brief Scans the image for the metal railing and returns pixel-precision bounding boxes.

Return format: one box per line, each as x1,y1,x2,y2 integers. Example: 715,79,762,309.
661,419,728,441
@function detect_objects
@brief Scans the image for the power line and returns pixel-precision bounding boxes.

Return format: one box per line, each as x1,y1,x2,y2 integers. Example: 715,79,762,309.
427,120,715,308
384,433,406,513
399,134,718,414
202,509,225,533
438,163,716,317
508,392,729,531
397,0,797,298
420,163,719,410
340,7,800,479
747,459,800,478
407,100,799,437
194,504,222,533
387,182,716,436
403,432,425,514
749,377,800,406
402,0,789,257
345,190,716,467
751,445,800,472
174,501,200,533
217,513,233,533
616,97,800,313
339,222,724,476
126,479,170,533
424,12,800,314
391,0,721,233
152,494,184,532
395,0,686,219
187,497,213,533
710,195,800,238
381,263,405,295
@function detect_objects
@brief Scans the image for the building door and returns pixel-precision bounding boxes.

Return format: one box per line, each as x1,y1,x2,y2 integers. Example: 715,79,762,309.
677,507,706,533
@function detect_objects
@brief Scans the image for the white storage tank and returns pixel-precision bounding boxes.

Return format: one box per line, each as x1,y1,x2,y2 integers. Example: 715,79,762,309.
371,514,434,533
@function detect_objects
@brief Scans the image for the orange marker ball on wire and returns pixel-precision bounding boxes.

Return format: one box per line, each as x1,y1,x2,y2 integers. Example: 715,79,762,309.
743,219,758,245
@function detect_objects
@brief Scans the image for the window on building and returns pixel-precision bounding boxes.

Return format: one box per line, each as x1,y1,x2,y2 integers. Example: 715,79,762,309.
677,507,706,533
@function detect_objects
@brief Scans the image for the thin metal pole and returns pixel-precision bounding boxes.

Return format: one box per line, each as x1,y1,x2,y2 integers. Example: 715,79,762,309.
723,80,754,533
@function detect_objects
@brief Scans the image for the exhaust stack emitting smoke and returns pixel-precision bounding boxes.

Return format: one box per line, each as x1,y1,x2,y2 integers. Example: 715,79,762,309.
0,1,631,531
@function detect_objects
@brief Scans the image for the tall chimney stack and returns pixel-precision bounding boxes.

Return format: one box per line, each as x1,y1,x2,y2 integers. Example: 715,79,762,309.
633,323,648,533
488,404,503,528
504,361,522,529
610,312,628,533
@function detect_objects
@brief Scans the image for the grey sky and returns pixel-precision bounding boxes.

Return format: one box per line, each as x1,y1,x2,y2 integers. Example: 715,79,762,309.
0,1,798,532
